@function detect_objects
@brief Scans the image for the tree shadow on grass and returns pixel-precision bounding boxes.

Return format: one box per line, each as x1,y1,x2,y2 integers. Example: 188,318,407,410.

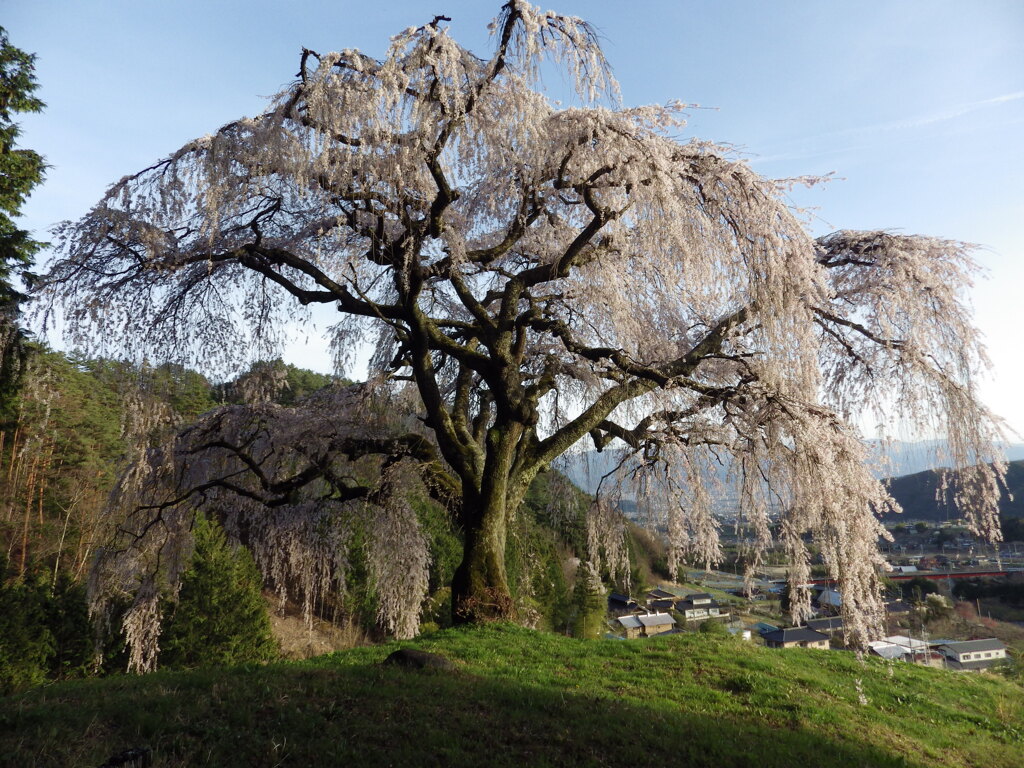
3,662,934,768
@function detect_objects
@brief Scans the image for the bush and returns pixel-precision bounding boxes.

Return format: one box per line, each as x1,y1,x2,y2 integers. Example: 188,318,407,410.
699,619,729,637
160,516,277,669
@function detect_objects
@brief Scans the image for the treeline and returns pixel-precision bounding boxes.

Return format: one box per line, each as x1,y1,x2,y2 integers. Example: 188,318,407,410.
0,350,336,583
0,346,633,691
0,349,338,690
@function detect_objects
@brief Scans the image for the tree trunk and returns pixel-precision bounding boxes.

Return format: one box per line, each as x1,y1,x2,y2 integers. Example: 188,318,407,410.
451,491,515,624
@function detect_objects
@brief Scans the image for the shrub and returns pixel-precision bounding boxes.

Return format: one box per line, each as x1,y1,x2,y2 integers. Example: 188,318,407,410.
699,619,729,636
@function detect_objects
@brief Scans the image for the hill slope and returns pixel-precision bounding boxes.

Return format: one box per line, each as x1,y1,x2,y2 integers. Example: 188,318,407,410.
2,624,1021,767
884,459,1024,522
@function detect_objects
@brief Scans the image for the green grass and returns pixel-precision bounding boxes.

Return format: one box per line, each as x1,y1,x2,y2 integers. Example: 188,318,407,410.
2,624,1022,767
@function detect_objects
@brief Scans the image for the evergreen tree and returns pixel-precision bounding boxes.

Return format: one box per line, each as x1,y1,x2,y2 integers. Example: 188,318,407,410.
0,26,46,420
160,516,277,669
571,561,607,640
0,557,92,692
0,563,53,692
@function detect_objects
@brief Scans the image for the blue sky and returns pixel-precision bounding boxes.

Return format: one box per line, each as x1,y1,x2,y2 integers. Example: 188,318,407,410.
6,1,1023,435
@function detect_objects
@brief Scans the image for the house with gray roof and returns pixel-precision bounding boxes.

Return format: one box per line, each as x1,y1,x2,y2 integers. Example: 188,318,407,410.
805,616,844,634
637,612,677,636
761,627,830,649
814,588,842,612
617,612,676,639
936,639,1008,671
646,588,676,601
868,635,944,666
675,593,729,622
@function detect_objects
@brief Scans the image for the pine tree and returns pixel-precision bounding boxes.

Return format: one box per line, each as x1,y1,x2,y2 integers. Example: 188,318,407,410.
160,516,277,668
0,26,46,420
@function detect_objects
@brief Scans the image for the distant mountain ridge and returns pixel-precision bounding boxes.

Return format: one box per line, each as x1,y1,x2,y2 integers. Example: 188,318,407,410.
558,441,1024,518
883,459,1024,522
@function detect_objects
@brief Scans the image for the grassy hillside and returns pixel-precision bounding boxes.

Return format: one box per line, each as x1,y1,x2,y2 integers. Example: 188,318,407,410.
2,624,1021,767
884,460,1024,523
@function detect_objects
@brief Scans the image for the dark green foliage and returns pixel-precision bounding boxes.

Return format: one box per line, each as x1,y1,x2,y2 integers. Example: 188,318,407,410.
0,27,46,420
279,364,335,405
44,571,92,678
914,521,929,534
0,566,52,692
413,494,462,597
901,576,939,602
146,362,217,422
698,618,729,636
414,494,462,629
779,581,792,613
519,469,588,556
953,577,1024,606
213,358,338,406
1001,515,1024,542
934,528,957,547
0,559,92,693
505,470,582,632
627,524,670,586
1,350,125,575
160,516,277,669
569,562,606,639
80,357,217,424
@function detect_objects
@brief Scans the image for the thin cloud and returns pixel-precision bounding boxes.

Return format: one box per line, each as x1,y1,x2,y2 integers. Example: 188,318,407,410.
861,90,1024,134
751,91,1024,166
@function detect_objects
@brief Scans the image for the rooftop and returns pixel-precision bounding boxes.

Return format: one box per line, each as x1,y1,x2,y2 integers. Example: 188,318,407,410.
882,635,930,651
617,615,643,630
806,617,844,632
867,642,907,660
762,627,830,644
647,588,675,600
938,639,1006,653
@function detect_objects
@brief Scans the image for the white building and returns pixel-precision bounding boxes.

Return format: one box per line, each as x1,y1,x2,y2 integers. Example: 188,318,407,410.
936,639,1008,671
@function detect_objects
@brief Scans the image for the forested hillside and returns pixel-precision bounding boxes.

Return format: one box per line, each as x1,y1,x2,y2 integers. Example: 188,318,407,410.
883,460,1024,523
0,347,604,690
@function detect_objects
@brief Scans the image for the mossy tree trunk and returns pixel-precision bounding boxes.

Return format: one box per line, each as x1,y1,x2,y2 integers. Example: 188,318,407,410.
450,421,531,624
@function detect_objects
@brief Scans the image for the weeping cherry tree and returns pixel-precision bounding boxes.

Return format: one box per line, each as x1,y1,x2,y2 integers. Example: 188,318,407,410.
37,2,1005,667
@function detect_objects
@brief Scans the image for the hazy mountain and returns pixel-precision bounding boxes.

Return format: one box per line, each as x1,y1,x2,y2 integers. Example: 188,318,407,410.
558,441,1024,519
882,459,1024,522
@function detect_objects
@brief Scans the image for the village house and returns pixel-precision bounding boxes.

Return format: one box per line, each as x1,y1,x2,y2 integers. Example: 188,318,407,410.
638,613,677,637
752,621,779,636
813,587,842,613
761,627,830,649
646,588,676,602
936,639,1008,671
674,593,729,622
890,565,918,574
805,616,844,635
617,612,677,639
867,635,944,666
607,592,640,616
